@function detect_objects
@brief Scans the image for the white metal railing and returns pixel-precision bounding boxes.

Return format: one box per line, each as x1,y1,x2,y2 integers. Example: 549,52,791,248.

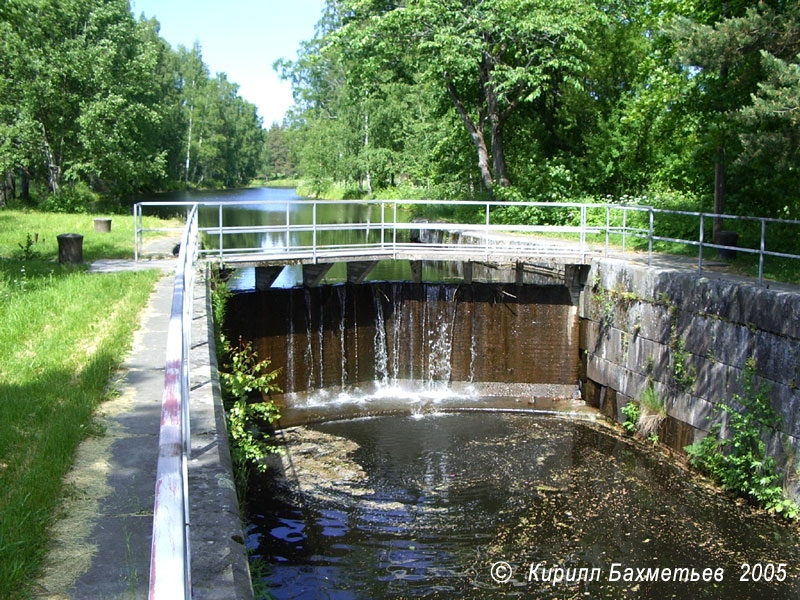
148,205,198,600
134,199,800,286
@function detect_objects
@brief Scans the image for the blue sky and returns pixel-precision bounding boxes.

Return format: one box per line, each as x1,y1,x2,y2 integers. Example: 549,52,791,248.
130,0,326,126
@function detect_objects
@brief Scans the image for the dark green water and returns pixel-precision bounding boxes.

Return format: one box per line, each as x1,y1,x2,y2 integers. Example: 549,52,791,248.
247,412,800,599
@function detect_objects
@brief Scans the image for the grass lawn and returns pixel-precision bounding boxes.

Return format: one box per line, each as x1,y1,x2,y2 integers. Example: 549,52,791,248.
0,209,183,262
0,210,179,598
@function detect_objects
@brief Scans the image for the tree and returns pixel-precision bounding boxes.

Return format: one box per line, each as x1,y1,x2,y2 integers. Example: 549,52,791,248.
738,52,800,178
262,123,296,180
176,43,209,184
69,2,173,194
336,0,598,196
671,1,800,230
0,1,267,206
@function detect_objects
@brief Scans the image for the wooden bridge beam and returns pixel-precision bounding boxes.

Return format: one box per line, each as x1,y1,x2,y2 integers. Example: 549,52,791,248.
302,264,334,287
255,266,284,290
346,261,378,284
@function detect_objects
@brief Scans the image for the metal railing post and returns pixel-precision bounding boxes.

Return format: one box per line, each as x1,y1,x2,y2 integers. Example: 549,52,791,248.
285,203,290,250
622,209,627,253
393,202,398,259
648,208,654,266
218,204,223,261
759,219,766,286
312,202,317,262
580,205,587,261
381,202,385,249
134,203,140,261
699,214,704,272
605,205,610,257
485,203,490,259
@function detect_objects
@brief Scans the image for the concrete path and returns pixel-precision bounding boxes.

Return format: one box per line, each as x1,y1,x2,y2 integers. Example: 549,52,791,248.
35,275,173,599
89,235,181,274
36,248,252,599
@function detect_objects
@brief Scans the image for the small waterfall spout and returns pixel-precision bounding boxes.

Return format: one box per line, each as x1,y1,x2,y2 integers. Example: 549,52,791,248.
424,286,455,387
373,290,389,385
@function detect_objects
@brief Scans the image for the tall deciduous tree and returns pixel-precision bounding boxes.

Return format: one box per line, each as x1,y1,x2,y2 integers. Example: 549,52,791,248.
0,0,267,206
337,0,597,196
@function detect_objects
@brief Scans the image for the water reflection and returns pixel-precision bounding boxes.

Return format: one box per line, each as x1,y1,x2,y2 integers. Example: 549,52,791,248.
138,187,456,287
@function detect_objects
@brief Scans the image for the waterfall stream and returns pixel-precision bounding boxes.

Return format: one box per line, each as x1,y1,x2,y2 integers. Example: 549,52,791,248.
230,282,582,416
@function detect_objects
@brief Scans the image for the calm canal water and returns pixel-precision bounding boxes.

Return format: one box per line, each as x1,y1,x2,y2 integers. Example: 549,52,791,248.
247,412,800,600
142,187,452,286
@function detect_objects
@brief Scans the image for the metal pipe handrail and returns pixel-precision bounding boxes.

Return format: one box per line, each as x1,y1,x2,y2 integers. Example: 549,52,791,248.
134,199,800,286
148,205,198,600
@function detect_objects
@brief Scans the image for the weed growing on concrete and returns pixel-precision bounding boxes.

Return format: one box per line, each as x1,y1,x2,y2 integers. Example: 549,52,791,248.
597,292,615,328
220,336,282,474
621,401,640,434
621,385,665,444
249,554,274,599
638,384,666,438
686,359,799,519
669,328,696,392
208,267,232,351
620,332,630,363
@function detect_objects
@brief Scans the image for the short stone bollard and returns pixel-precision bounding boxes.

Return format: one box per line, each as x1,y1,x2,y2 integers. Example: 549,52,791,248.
57,233,84,264
93,218,112,233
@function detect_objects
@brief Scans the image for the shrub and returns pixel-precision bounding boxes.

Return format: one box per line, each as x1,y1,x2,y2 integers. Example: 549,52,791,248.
219,335,282,473
621,401,640,434
686,359,799,518
638,384,666,439
40,182,98,214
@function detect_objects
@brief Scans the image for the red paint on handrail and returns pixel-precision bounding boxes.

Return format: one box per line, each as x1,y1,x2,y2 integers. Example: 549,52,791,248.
148,205,198,600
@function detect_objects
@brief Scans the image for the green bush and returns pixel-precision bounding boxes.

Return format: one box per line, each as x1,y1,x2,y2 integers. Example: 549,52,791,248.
621,401,640,433
219,335,282,474
40,182,99,214
686,359,799,518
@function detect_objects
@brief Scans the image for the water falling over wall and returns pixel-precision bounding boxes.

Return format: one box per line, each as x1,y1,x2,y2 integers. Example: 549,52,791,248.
225,282,580,395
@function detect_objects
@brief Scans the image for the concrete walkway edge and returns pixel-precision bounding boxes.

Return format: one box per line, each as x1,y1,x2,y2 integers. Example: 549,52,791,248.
188,267,254,599
34,265,252,599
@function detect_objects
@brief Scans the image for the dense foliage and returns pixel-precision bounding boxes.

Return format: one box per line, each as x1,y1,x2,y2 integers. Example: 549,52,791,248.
0,0,266,209
277,0,800,224
686,359,799,518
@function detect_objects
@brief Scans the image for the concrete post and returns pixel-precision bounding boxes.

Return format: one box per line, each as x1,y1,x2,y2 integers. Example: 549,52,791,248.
57,233,83,264
93,218,112,233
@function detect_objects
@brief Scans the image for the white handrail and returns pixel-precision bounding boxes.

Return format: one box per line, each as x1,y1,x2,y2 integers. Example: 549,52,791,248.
134,199,800,286
148,204,198,600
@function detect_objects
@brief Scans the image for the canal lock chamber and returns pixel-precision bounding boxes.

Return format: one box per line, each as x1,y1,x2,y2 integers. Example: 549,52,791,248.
222,279,800,599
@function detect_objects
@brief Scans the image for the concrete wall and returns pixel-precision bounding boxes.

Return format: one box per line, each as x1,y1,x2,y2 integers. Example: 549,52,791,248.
190,272,254,599
579,258,800,499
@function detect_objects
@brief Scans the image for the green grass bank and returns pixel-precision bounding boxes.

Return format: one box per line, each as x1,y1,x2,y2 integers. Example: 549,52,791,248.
0,210,177,598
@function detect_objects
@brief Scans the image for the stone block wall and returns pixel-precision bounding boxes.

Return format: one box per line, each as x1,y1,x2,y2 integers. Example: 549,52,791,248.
579,258,800,498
